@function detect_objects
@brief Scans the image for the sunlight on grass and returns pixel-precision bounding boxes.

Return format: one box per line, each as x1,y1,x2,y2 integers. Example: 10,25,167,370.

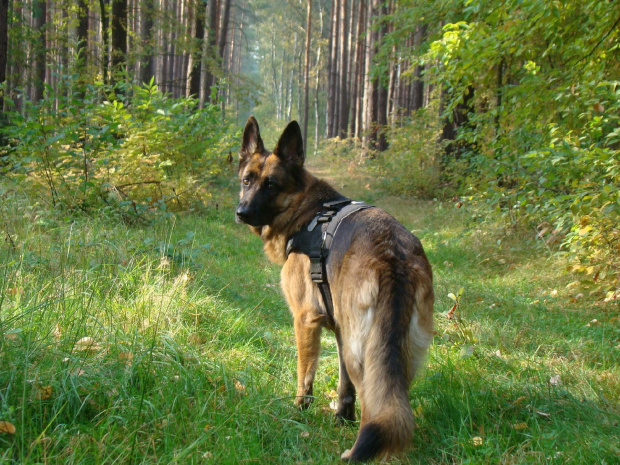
1,170,619,463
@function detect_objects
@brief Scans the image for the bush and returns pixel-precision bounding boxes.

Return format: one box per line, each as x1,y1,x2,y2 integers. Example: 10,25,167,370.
371,108,445,199
1,77,237,220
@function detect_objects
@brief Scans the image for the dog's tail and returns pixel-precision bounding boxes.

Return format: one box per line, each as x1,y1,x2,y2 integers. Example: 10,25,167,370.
345,278,434,462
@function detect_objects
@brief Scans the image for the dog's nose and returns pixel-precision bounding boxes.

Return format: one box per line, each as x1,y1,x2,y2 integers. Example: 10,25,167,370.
235,205,250,224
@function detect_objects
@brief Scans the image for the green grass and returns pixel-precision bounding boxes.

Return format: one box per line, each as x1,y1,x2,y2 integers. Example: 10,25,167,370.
1,164,618,464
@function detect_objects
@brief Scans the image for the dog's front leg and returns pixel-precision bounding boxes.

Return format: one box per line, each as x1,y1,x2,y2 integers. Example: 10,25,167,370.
293,310,322,409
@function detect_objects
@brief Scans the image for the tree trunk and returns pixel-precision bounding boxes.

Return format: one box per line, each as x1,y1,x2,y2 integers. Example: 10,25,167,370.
411,24,427,112
203,0,218,104
77,0,89,64
188,0,205,98
32,0,46,102
140,0,155,84
337,0,348,138
111,0,127,83
99,0,110,85
326,0,338,138
0,0,9,110
302,0,312,153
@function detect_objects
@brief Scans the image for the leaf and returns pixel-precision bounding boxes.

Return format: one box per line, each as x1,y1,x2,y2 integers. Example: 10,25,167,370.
36,385,52,401
0,421,16,434
472,436,483,446
459,345,475,359
549,375,561,386
513,422,528,430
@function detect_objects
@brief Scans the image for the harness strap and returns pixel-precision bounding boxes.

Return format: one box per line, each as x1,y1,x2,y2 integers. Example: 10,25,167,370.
286,199,373,327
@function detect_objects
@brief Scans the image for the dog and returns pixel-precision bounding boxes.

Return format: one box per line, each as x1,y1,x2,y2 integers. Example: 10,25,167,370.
235,116,434,462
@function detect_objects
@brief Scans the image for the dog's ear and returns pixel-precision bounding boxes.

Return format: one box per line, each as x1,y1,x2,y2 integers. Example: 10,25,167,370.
274,121,304,167
239,116,264,169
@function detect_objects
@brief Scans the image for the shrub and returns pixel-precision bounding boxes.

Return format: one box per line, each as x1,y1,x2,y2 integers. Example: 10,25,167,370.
1,77,237,220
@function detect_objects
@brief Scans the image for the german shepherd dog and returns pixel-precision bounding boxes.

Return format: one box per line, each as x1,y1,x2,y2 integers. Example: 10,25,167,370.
236,117,434,462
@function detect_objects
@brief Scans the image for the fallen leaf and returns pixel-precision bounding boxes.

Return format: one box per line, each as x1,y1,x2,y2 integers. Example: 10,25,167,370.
188,333,205,345
413,405,424,418
36,385,52,401
204,424,212,432
472,436,483,446
299,431,310,438
233,380,246,393
53,324,62,339
536,410,551,419
202,451,214,459
75,337,99,353
549,375,561,386
513,422,528,430
329,400,338,411
0,421,16,434
118,351,133,364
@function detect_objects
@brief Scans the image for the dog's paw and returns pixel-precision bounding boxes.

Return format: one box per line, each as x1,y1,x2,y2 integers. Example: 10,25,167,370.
340,449,352,461
335,395,355,424
335,405,355,424
294,395,314,410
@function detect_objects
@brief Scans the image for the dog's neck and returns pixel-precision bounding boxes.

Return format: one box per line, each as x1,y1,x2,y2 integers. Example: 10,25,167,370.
256,169,342,264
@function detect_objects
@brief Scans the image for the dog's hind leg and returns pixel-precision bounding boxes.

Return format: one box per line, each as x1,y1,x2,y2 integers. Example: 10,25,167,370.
293,309,323,409
335,330,356,423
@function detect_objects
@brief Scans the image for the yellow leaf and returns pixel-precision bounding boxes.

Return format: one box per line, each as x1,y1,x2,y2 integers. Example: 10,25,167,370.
0,421,16,434
413,405,424,418
36,385,52,401
513,422,528,430
204,424,212,432
300,431,310,438
472,436,483,446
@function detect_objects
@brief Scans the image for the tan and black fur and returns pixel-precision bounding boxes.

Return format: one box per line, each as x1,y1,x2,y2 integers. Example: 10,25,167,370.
236,117,434,462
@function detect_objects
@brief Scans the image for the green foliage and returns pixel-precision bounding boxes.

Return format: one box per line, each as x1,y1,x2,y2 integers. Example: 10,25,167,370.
370,108,445,198
382,0,620,295
1,76,237,220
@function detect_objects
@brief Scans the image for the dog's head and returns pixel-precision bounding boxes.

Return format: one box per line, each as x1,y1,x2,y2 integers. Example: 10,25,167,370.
236,117,305,227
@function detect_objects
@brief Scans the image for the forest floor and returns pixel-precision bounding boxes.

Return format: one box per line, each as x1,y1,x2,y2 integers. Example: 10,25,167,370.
1,156,619,464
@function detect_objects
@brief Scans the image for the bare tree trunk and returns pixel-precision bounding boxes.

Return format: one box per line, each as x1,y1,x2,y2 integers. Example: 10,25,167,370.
302,0,312,153
361,0,375,152
111,0,127,85
99,0,110,84
33,0,46,102
203,0,218,104
188,0,205,97
0,0,9,110
140,0,154,84
337,0,348,138
326,0,338,138
411,24,426,112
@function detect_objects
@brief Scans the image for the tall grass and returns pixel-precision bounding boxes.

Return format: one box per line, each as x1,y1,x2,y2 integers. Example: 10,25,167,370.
1,165,618,464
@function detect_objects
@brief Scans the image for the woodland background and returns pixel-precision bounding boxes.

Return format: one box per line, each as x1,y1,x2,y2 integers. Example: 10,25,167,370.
0,0,618,294
0,1,619,463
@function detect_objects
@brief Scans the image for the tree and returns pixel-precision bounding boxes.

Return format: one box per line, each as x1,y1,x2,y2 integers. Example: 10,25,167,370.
111,0,128,83
188,0,206,98
302,0,312,153
32,0,46,102
0,0,9,110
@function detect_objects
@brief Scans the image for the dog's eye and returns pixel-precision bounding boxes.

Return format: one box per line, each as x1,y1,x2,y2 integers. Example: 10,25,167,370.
268,181,279,191
242,178,250,186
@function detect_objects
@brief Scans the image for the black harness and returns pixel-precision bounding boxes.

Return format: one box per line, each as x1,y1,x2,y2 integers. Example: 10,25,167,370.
285,199,373,327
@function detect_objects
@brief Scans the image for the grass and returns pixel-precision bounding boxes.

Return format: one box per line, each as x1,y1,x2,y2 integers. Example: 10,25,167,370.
1,161,619,464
